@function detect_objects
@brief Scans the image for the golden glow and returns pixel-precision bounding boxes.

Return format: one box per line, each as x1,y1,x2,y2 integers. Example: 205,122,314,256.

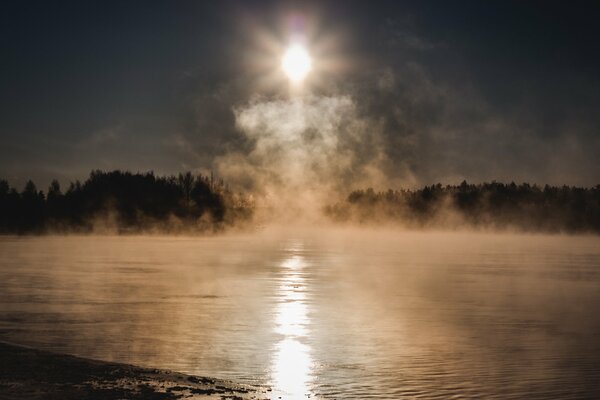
270,245,314,400
239,11,346,94
282,44,312,83
272,338,311,399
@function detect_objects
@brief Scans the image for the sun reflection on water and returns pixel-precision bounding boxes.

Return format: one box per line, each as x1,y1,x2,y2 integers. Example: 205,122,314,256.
271,246,314,400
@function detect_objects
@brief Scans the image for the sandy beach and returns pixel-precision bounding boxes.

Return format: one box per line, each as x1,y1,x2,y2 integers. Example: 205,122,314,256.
0,342,268,400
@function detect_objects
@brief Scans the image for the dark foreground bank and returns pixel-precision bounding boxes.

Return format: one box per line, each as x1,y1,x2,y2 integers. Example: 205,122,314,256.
0,342,268,400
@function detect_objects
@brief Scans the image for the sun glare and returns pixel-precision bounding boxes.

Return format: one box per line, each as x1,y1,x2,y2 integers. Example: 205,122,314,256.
270,245,314,399
282,44,312,83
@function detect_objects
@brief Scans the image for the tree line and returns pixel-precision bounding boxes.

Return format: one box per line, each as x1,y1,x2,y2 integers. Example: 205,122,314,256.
326,181,600,233
0,170,254,234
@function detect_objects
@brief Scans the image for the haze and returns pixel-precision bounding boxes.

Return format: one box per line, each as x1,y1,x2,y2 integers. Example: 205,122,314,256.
1,1,599,191
1,2,600,400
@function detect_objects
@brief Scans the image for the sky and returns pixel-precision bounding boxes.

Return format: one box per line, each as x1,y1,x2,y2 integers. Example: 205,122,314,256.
1,0,599,190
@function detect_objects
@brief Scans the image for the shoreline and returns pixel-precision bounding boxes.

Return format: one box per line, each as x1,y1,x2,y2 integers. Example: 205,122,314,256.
0,341,268,400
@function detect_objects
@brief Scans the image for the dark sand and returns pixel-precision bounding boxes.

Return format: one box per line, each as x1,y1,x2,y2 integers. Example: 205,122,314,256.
0,342,269,399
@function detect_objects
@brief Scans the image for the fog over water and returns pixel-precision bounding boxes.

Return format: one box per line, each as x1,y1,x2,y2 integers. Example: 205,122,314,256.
1,229,599,399
2,4,600,399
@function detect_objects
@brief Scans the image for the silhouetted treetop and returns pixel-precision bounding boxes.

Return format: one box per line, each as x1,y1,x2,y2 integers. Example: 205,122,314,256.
0,170,253,234
326,182,600,233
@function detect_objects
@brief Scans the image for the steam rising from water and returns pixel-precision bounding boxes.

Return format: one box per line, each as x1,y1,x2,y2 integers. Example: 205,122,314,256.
216,95,401,222
2,232,600,398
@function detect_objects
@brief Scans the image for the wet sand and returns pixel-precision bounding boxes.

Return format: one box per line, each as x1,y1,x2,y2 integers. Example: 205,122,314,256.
0,342,268,400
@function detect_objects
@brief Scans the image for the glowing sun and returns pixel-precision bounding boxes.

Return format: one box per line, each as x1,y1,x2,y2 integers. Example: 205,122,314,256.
282,44,311,83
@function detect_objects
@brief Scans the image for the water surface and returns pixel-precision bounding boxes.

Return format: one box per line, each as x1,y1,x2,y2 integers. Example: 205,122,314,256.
1,230,599,399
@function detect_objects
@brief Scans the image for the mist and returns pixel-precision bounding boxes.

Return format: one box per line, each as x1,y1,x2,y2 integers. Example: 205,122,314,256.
214,94,391,222
3,2,599,194
199,62,599,228
2,2,600,400
2,229,600,398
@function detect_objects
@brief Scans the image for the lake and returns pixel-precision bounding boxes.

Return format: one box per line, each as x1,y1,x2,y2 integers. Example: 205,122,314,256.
1,229,599,399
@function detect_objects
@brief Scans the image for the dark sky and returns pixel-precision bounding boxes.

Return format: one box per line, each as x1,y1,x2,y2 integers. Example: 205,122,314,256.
1,0,599,189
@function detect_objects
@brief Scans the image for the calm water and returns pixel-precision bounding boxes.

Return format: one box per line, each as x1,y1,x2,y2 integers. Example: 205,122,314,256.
1,230,600,399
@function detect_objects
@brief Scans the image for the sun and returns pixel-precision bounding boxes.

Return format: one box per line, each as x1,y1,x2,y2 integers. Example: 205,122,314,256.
281,44,312,83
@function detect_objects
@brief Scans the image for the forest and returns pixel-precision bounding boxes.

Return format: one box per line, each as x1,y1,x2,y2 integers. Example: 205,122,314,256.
2,174,600,234
326,181,600,233
0,170,254,233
